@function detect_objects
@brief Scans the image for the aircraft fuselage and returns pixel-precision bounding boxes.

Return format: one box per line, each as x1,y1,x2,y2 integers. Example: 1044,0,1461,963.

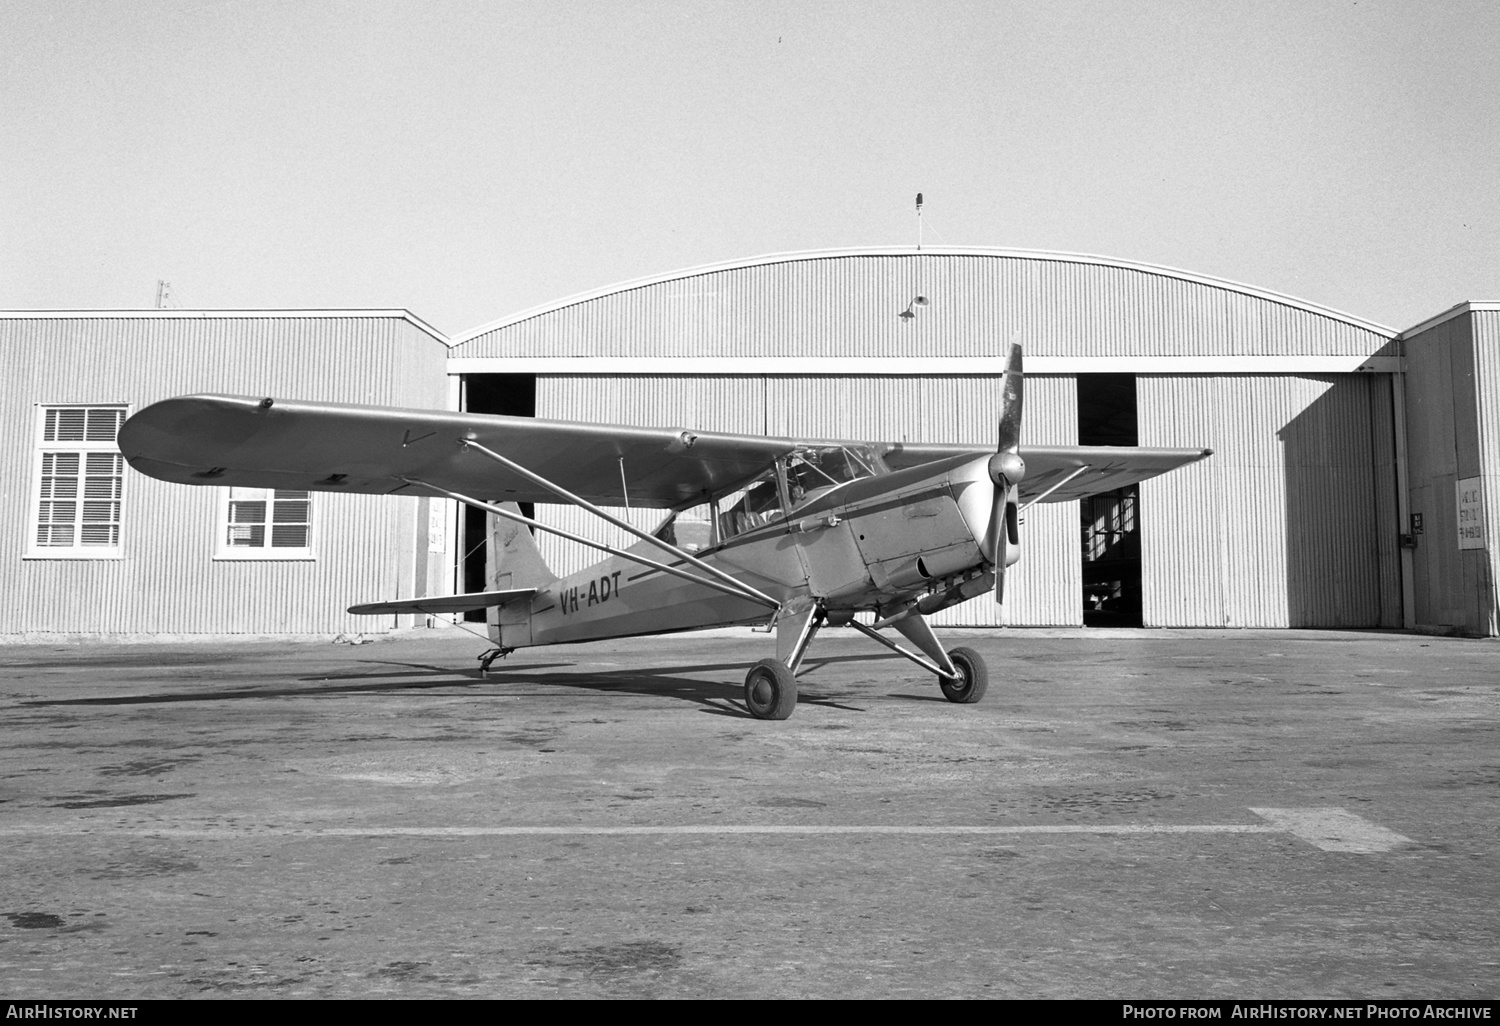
491,453,1001,649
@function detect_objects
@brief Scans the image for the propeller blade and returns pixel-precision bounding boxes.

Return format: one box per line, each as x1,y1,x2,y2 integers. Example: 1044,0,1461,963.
997,343,1024,455
990,483,1018,604
988,343,1026,604
990,487,1010,603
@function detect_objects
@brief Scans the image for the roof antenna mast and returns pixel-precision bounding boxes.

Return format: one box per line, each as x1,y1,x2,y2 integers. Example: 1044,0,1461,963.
915,193,923,251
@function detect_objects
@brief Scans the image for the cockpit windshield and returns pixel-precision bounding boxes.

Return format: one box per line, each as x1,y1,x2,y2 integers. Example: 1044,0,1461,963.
652,444,888,552
783,445,884,508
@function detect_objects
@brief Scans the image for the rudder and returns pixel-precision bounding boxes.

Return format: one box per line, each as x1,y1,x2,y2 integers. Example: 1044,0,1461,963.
487,504,558,591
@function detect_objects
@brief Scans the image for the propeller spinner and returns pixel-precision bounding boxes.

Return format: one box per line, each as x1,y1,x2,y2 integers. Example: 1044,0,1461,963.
987,344,1025,603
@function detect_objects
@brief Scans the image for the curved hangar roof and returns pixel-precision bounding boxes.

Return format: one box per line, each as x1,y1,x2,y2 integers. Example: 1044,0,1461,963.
449,247,1395,363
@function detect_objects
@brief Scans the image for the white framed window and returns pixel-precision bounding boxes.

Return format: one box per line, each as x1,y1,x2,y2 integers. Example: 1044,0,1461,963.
215,487,314,560
28,405,128,559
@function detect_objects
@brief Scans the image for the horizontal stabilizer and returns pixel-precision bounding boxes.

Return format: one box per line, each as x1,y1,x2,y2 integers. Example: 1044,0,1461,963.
348,589,536,616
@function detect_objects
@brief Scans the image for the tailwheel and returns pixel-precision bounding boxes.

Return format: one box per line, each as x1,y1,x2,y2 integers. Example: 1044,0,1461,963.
939,646,989,704
744,658,798,720
477,647,512,673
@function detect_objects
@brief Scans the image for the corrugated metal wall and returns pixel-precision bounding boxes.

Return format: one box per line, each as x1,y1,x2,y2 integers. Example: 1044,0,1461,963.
1404,310,1498,634
530,374,1080,626
1469,310,1500,634
1405,315,1464,628
1138,375,1400,628
454,250,1406,631
455,251,1391,359
1,315,449,634
5,249,1414,636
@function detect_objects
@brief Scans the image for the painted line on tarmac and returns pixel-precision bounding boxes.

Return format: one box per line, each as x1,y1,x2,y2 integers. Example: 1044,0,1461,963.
0,809,1410,849
0,823,1279,837
173,824,1283,837
1249,807,1413,853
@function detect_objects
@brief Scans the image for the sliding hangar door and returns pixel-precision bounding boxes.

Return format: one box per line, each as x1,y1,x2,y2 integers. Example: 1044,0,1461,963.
449,248,1403,629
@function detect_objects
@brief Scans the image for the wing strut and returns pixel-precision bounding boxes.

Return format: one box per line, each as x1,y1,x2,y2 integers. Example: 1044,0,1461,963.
456,439,780,608
846,618,959,681
408,478,781,611
1018,464,1092,512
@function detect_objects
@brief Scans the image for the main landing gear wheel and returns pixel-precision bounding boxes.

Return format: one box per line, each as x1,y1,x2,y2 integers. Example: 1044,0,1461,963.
939,646,989,704
744,658,798,720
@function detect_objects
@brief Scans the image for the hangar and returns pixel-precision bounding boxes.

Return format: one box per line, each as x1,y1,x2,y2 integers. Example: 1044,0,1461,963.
3,247,1496,637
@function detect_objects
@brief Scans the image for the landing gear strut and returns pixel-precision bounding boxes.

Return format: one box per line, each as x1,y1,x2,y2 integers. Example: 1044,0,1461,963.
848,611,990,705
742,605,823,720
743,606,989,719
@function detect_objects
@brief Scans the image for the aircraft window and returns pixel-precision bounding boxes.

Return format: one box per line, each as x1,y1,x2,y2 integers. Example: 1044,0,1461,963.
653,449,887,549
784,446,884,508
655,503,714,552
717,473,784,541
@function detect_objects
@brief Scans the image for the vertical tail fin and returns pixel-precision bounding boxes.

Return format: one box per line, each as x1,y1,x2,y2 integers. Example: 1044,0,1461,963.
487,504,558,591
486,505,555,649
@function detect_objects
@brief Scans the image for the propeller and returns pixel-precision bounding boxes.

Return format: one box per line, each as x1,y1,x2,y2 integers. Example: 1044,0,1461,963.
987,344,1026,603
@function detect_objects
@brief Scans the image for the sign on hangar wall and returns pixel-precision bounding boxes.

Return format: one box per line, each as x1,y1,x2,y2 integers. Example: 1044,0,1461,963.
1457,477,1486,550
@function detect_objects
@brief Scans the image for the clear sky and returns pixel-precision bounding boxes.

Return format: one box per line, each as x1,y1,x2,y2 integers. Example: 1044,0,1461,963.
4,0,1496,336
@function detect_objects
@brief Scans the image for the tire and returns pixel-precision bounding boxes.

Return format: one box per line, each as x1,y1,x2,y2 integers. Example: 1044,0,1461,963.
744,658,798,720
939,646,989,704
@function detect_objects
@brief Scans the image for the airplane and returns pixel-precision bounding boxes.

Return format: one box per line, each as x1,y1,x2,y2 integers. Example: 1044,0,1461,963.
118,346,1211,720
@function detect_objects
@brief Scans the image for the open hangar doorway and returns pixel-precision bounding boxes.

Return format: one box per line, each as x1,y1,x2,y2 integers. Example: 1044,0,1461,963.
1077,374,1143,627
459,374,537,621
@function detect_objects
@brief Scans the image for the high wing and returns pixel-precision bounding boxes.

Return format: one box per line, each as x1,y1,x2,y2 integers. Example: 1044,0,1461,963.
120,393,1210,508
884,443,1213,504
119,394,796,508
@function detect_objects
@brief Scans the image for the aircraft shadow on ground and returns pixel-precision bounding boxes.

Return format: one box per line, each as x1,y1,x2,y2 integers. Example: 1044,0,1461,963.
482,667,875,717
19,660,567,707
20,653,904,716
485,651,902,716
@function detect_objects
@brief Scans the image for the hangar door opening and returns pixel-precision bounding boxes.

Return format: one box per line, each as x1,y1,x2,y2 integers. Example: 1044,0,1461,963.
460,374,536,621
1078,374,1142,627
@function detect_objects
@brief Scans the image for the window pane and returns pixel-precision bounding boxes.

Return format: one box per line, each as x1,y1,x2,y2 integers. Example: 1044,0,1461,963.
81,524,119,546
43,452,80,475
272,500,309,523
37,524,75,546
84,477,121,499
270,524,309,547
41,476,78,500
39,501,77,524
227,524,265,547
229,501,267,524
656,502,714,551
84,409,123,441
45,409,86,442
